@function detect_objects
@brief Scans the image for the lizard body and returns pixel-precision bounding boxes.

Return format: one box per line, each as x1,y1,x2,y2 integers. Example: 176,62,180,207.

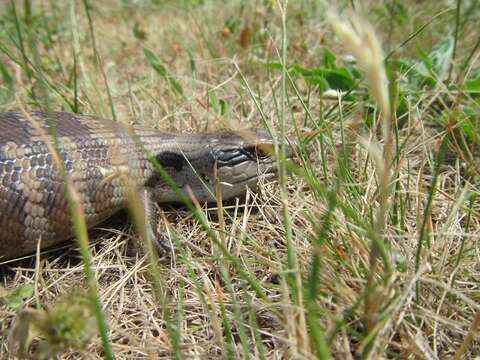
0,111,278,259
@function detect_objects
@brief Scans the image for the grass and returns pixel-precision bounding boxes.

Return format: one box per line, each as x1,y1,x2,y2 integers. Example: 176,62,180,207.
0,0,479,358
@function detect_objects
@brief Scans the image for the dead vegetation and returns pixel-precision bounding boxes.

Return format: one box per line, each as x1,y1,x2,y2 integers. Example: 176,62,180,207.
0,1,479,359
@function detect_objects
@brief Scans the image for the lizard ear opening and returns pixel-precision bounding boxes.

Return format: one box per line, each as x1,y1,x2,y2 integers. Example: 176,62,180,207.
145,152,186,188
155,151,185,171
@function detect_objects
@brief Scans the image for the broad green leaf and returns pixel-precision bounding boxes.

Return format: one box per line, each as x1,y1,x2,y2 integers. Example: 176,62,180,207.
322,48,336,69
266,63,356,91
0,284,34,309
430,35,454,79
464,75,480,94
292,65,355,91
411,37,454,87
415,46,436,86
144,48,168,77
345,61,362,79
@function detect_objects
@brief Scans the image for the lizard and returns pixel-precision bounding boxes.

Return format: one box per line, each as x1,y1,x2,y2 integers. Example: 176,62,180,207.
0,111,287,260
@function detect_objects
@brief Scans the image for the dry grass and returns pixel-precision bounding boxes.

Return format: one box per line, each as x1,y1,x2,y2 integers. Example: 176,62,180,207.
0,1,479,359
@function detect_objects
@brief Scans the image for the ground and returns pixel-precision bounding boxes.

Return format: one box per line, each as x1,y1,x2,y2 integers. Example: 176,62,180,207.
0,1,479,359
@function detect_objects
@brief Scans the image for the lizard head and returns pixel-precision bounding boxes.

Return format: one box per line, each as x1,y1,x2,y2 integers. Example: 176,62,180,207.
150,128,294,203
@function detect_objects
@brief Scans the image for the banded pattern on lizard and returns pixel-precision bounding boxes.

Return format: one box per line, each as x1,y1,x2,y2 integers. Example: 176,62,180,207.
0,111,280,260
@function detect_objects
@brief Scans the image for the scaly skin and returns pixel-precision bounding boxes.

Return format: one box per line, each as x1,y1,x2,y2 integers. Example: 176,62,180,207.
0,111,278,260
